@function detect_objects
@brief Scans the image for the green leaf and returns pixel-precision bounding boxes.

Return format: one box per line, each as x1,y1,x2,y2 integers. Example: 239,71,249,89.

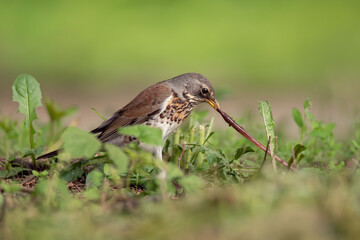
103,164,111,176
292,108,304,129
207,152,219,165
118,125,163,146
62,127,102,158
287,144,307,167
86,170,104,189
258,101,277,171
105,144,129,174
23,146,44,158
258,101,276,152
233,146,255,160
60,161,84,182
12,74,42,149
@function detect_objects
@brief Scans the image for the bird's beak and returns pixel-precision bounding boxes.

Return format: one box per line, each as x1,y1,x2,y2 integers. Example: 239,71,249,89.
205,98,220,110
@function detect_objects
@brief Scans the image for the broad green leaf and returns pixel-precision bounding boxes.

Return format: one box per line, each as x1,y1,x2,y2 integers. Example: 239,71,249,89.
207,152,219,165
118,125,163,146
60,161,84,182
287,144,307,167
258,101,277,171
233,146,255,160
292,108,304,129
12,74,42,148
62,127,102,158
105,144,129,174
86,170,104,189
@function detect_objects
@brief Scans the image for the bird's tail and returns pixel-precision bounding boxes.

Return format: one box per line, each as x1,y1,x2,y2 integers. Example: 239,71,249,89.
36,149,60,160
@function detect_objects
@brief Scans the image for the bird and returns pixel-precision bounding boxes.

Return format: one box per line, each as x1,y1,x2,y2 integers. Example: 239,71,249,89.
38,73,219,160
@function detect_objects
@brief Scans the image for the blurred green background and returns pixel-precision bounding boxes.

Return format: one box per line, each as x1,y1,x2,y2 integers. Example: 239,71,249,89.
1,0,360,135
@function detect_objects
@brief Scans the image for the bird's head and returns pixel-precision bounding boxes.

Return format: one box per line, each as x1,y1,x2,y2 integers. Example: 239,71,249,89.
168,73,220,110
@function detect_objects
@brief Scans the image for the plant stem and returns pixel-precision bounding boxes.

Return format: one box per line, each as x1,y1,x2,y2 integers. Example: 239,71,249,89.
172,130,180,163
185,127,195,166
196,125,205,167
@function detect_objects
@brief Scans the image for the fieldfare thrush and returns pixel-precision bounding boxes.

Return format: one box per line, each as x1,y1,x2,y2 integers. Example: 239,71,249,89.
39,73,219,160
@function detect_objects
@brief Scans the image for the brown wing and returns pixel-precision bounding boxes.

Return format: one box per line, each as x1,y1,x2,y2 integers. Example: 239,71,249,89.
91,83,172,142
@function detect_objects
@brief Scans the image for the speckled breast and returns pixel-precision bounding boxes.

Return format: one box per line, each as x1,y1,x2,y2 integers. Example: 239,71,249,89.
145,90,196,140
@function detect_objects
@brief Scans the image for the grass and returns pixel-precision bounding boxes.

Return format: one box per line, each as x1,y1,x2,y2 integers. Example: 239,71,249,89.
1,75,360,239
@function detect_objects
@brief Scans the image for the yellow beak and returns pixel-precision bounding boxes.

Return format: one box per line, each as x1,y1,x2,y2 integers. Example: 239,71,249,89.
205,99,220,110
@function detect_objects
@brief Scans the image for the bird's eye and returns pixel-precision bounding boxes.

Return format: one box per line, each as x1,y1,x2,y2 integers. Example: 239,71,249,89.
201,88,209,95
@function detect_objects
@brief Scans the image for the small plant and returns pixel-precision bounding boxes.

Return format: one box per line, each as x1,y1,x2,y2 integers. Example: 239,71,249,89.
292,99,342,168
1,74,359,239
12,74,43,167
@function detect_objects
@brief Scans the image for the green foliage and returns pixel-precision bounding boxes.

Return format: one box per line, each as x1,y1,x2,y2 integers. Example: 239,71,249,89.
32,170,49,179
12,74,42,150
2,75,360,239
292,108,304,129
287,144,307,168
104,144,129,174
292,107,306,142
45,98,77,143
291,99,341,167
0,166,30,179
60,161,84,182
178,175,205,193
118,125,163,146
258,101,277,171
34,173,71,209
45,98,77,123
233,146,255,160
86,170,104,189
0,181,22,193
62,127,102,159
